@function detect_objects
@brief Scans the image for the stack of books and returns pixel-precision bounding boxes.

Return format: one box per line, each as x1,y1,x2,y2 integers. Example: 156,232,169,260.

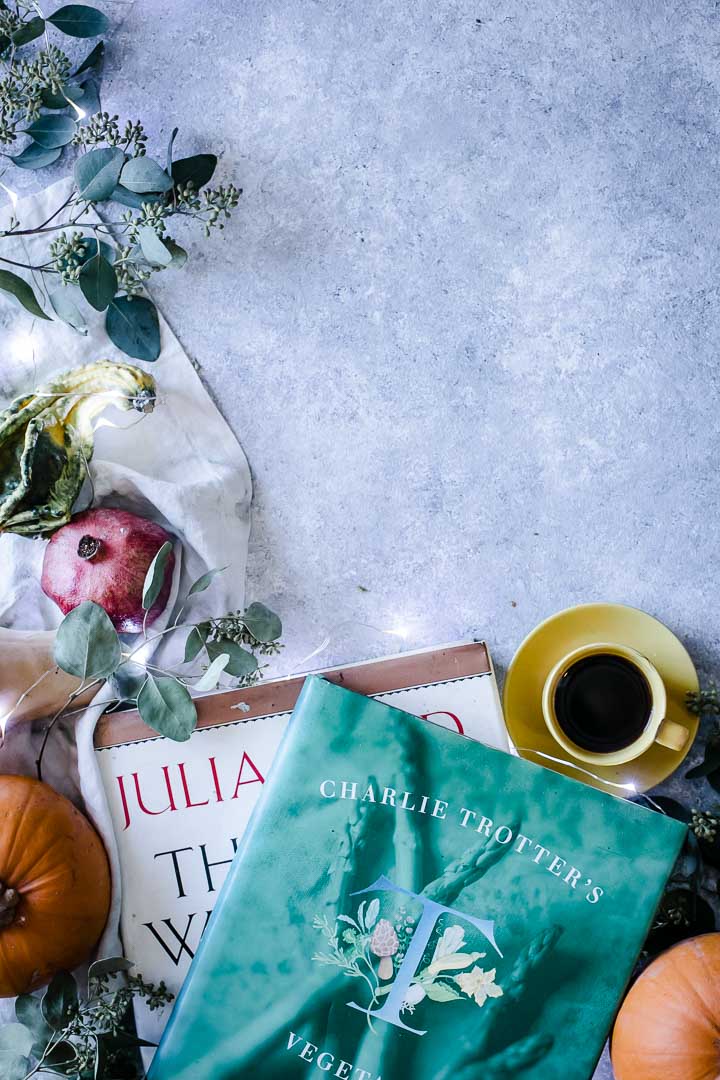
93,642,684,1080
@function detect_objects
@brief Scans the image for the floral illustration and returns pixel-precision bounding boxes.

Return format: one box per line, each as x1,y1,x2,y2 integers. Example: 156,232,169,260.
312,902,504,1025
454,964,504,1006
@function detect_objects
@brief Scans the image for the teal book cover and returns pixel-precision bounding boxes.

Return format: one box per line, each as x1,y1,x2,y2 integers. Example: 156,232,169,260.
148,676,686,1080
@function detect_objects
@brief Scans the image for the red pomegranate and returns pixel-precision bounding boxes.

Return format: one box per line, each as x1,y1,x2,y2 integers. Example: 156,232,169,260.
41,508,175,633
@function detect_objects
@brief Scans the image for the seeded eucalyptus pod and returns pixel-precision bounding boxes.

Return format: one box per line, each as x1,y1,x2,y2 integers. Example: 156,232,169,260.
0,360,156,537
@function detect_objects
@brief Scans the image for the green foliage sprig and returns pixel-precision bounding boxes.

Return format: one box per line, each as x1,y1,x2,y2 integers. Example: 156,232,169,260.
0,958,172,1080
0,3,241,361
31,556,282,780
0,4,108,158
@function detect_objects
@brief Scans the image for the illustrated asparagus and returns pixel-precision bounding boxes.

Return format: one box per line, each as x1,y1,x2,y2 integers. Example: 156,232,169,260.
461,1032,555,1078
437,924,564,1080
422,819,522,906
207,791,388,1079
350,722,428,1076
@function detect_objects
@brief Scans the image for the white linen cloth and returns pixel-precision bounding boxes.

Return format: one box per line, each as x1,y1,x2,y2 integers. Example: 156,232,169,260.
0,178,252,1022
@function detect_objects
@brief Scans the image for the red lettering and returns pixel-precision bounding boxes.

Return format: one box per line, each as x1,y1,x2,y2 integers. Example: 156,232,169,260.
117,774,131,831
133,765,178,817
421,710,464,735
178,762,210,809
209,756,224,802
232,752,265,797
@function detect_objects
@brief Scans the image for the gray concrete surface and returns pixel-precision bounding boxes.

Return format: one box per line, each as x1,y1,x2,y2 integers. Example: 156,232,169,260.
7,2,720,1076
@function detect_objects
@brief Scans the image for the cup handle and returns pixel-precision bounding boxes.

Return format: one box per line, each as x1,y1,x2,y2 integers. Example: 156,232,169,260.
656,718,689,752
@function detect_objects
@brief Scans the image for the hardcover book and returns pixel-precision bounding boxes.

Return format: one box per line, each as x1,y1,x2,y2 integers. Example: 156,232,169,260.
149,676,685,1080
93,641,507,1050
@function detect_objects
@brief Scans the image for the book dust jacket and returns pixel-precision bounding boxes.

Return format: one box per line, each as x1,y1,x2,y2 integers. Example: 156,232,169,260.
149,676,685,1080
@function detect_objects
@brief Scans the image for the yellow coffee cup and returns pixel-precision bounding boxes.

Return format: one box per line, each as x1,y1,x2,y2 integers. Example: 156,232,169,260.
541,642,689,767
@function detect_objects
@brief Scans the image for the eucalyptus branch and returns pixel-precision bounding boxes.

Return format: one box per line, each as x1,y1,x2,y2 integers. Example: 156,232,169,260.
0,5,241,361
35,675,104,780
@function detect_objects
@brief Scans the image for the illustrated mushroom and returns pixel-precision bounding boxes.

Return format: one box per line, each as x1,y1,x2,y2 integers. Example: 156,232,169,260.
370,918,399,979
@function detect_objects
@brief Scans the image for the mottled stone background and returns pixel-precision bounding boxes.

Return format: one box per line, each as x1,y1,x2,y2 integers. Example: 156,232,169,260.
6,1,720,1075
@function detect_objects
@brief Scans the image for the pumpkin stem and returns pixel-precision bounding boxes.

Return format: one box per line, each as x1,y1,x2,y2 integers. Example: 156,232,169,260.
0,883,19,929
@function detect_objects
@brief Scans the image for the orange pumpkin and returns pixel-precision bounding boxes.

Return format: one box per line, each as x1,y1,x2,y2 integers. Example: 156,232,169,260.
0,775,111,996
612,933,720,1080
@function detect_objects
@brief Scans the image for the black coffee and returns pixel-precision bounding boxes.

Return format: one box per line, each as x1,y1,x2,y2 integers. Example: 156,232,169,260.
554,654,652,753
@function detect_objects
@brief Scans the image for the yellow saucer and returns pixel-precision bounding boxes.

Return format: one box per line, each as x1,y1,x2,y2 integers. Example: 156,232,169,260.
503,603,699,795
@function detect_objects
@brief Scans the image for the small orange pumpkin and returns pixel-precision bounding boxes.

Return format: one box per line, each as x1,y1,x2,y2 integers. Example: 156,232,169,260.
612,933,720,1080
0,775,111,996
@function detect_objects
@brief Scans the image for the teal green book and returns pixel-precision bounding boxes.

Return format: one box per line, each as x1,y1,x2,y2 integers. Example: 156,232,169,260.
148,676,685,1080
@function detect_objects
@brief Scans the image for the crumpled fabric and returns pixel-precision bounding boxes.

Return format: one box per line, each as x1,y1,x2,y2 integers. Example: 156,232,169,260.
0,178,252,1022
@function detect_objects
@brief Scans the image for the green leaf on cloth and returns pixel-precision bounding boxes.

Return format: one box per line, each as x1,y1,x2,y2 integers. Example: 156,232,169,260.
0,269,51,319
79,248,117,310
207,637,258,678
106,295,161,361
54,601,122,680
49,286,88,333
138,674,197,741
142,539,173,610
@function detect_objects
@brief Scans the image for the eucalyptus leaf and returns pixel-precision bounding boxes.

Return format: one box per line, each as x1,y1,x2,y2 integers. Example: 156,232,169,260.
188,567,226,596
106,295,161,361
74,39,105,76
54,601,122,680
41,82,85,109
79,249,117,310
42,971,78,1029
75,146,125,201
165,238,188,268
137,674,197,741
25,113,76,149
138,225,172,267
11,16,45,46
171,153,217,190
120,156,173,194
49,287,87,334
166,126,178,172
195,653,230,692
78,236,114,264
242,601,282,642
109,185,161,209
0,269,51,320
10,142,62,169
184,623,209,663
88,956,133,982
142,540,173,610
48,5,110,37
206,637,258,678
